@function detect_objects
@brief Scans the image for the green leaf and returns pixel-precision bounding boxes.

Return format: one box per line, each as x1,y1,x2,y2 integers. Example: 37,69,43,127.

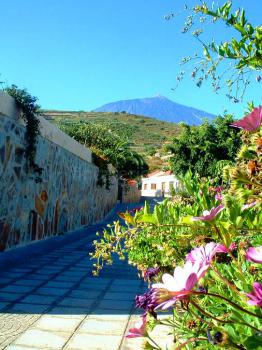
118,212,136,226
219,221,231,230
231,38,240,53
240,9,246,27
231,309,246,323
144,201,150,215
203,46,211,60
243,334,262,350
137,214,158,225
246,24,254,35
218,46,225,56
143,341,155,350
234,23,246,36
153,205,161,225
179,216,193,224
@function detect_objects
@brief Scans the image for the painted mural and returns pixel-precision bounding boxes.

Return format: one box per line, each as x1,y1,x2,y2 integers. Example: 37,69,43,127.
0,114,118,251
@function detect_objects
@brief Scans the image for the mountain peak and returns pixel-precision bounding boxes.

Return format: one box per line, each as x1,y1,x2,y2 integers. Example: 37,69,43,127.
154,94,168,100
94,96,215,125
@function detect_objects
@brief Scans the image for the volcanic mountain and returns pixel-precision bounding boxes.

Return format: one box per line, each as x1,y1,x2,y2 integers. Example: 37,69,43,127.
94,95,215,125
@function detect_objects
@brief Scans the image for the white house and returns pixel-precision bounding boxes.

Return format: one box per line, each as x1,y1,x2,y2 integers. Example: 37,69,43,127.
141,170,180,197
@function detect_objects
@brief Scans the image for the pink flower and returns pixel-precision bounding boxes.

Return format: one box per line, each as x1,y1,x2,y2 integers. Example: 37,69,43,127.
241,201,257,211
214,186,223,193
126,315,148,338
186,242,237,271
215,193,223,201
228,242,237,251
246,246,262,264
186,242,227,266
216,242,237,253
152,261,208,310
230,106,262,132
212,186,223,201
192,204,224,221
246,282,262,307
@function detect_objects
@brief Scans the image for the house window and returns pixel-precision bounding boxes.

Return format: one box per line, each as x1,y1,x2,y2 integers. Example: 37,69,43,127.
151,183,156,190
169,181,174,190
144,184,147,190
161,182,166,191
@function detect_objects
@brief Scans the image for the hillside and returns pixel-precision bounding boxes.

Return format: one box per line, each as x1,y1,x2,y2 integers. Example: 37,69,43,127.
43,110,181,171
94,95,215,125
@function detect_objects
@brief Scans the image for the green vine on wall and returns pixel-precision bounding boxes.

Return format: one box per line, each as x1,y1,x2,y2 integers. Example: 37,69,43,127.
92,152,111,189
5,85,43,179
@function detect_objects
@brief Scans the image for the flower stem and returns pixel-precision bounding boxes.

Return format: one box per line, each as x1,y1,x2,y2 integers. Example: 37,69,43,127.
213,224,224,242
175,337,209,349
191,299,233,324
213,225,243,273
238,322,261,332
147,335,161,350
211,265,243,297
192,291,262,320
188,306,208,323
191,299,261,332
227,250,243,274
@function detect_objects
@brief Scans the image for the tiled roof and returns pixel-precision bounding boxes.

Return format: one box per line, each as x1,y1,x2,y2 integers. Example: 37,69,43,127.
146,170,173,178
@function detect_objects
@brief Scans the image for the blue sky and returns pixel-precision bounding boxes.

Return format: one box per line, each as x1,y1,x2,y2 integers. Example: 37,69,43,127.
0,0,261,116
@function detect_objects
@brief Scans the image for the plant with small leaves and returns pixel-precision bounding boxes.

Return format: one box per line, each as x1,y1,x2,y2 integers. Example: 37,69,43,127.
168,1,262,102
5,85,42,177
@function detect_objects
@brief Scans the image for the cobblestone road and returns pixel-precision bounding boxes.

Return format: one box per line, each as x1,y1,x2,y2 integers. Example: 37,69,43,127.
0,200,173,350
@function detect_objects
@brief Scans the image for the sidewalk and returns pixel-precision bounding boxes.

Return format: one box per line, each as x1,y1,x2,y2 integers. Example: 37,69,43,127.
0,199,173,350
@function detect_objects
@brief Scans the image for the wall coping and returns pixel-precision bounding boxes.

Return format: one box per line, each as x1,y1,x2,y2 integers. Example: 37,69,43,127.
0,91,92,163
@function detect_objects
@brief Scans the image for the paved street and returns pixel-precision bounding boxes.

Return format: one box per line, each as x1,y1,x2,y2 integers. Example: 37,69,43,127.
0,200,172,350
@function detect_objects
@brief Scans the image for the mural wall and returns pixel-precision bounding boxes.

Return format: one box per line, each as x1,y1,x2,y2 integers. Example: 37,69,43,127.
0,93,118,251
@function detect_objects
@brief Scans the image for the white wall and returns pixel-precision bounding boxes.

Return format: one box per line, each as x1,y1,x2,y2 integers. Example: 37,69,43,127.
141,174,179,197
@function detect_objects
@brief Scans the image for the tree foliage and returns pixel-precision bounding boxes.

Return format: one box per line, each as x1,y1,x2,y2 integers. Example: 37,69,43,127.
167,115,242,178
58,120,149,185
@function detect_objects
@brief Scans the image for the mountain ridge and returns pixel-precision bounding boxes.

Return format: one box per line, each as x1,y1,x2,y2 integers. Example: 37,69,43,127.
94,95,215,125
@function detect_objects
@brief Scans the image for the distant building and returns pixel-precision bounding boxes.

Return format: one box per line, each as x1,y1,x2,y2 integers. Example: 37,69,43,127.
121,179,141,203
141,170,179,197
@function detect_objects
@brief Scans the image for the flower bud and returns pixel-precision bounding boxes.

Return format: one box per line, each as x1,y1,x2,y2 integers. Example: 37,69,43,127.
229,168,241,179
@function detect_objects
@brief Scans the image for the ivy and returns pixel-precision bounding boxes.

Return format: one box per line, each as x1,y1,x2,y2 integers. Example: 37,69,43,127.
5,85,43,179
92,152,111,189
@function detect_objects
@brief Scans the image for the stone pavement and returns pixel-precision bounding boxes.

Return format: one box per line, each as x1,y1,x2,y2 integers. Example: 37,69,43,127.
0,199,173,350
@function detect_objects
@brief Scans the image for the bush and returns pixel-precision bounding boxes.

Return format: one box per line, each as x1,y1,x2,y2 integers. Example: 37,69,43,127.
167,115,242,178
91,108,262,349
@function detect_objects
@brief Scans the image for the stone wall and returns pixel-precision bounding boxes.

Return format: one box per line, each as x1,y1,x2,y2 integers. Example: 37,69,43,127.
0,92,118,252
122,181,141,204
